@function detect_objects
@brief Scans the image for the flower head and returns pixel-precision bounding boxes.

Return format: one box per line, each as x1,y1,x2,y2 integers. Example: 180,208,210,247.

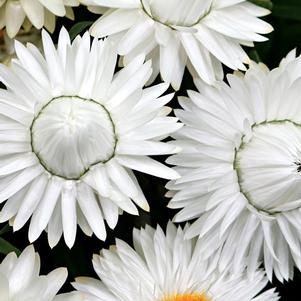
87,0,273,90
0,245,74,301
167,50,301,281
73,223,279,301
0,27,181,248
0,0,79,38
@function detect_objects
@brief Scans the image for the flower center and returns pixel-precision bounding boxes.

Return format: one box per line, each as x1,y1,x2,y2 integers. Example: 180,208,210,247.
31,96,116,180
141,0,212,27
162,293,210,301
235,121,301,213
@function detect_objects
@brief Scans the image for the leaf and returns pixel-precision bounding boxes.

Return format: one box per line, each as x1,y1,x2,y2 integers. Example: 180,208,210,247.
273,4,301,21
69,21,94,40
0,238,20,256
0,224,10,236
249,49,261,63
249,0,273,10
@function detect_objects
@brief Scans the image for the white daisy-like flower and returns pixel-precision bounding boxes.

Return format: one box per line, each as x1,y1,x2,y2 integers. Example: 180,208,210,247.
167,50,301,282
0,27,181,248
0,0,79,38
72,222,279,301
86,0,273,90
0,244,78,301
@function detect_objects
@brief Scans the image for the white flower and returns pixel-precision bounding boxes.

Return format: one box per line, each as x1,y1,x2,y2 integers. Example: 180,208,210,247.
0,244,76,301
0,0,79,38
167,50,301,282
86,0,273,90
0,28,181,248
72,223,279,301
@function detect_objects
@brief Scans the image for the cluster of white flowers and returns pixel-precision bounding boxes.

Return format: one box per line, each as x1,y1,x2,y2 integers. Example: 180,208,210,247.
0,0,79,38
0,0,300,300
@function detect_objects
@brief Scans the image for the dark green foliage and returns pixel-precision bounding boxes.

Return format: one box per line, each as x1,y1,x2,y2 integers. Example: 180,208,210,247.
69,21,93,40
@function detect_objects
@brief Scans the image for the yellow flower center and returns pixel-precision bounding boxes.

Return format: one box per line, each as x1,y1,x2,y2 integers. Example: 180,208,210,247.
162,293,210,301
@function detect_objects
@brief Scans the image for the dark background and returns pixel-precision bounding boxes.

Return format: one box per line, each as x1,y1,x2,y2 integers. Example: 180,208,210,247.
1,0,301,300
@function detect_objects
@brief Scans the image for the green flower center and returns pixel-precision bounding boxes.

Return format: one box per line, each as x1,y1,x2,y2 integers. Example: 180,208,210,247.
30,96,117,180
235,120,301,214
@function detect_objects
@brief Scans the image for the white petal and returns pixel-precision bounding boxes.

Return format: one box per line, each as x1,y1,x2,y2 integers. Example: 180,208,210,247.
5,1,25,38
77,183,106,241
43,268,68,299
0,165,43,203
90,9,139,38
9,245,36,295
160,32,187,90
116,155,180,179
29,176,63,242
83,166,112,198
88,0,140,8
180,32,215,84
20,0,44,28
38,0,66,16
61,181,77,248
118,17,154,55
13,174,48,231
48,198,63,248
99,197,119,229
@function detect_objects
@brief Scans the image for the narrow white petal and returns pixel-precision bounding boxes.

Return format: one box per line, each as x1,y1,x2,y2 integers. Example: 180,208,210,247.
61,181,77,248
116,155,180,179
19,0,44,28
0,165,43,203
5,1,25,38
13,174,47,231
43,268,68,299
48,199,63,248
90,9,139,38
38,0,66,16
77,183,107,241
106,160,139,199
99,197,119,229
